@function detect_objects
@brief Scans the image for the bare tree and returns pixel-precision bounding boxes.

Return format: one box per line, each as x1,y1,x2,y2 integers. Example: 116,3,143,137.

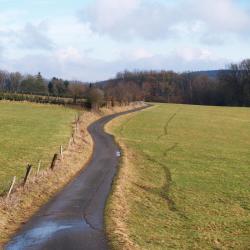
68,83,87,104
9,72,22,92
0,70,7,91
87,87,104,110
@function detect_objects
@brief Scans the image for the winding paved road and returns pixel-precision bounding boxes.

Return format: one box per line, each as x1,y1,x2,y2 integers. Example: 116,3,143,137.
5,106,147,250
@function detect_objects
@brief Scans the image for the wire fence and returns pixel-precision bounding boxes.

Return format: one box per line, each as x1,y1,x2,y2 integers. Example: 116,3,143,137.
1,113,81,199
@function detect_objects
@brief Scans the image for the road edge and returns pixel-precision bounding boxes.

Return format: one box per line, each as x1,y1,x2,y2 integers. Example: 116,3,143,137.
104,105,153,250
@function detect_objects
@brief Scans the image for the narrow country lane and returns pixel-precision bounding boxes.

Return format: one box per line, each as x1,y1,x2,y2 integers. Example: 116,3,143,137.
5,106,148,250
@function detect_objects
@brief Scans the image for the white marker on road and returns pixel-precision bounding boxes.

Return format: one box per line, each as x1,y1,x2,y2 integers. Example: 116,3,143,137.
116,151,121,157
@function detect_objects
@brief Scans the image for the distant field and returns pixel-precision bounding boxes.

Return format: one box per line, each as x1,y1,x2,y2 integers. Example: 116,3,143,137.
107,104,250,249
0,102,77,193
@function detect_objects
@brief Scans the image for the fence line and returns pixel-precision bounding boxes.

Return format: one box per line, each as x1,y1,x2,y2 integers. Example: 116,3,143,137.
1,112,82,198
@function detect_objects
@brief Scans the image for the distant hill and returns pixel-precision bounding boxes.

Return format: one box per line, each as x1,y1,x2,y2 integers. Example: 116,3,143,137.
95,70,228,85
189,70,227,79
94,79,116,86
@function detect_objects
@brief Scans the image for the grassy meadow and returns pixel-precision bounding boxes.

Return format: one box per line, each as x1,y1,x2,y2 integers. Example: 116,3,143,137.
0,101,77,193
107,104,250,249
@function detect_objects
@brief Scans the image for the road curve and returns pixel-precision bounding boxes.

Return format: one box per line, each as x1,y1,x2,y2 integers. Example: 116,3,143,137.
5,105,148,250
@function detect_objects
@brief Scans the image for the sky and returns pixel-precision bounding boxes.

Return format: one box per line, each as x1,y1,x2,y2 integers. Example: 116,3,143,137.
0,0,250,82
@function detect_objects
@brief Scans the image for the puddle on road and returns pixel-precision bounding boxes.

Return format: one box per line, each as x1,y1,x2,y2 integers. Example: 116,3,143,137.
5,220,89,250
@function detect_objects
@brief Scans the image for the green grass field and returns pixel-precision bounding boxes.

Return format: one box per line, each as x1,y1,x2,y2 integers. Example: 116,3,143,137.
0,102,77,193
109,104,250,249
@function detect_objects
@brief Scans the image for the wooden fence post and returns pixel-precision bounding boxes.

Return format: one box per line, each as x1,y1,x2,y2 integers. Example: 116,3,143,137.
37,160,41,175
23,164,32,186
75,114,80,133
60,145,63,160
75,114,77,123
50,154,58,170
68,137,72,148
6,176,16,199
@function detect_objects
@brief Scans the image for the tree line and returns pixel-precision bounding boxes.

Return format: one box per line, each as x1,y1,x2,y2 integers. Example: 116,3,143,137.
0,71,89,105
102,59,250,107
0,71,85,97
0,58,250,108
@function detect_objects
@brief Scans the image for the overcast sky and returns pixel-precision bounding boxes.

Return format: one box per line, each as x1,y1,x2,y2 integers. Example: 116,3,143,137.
0,0,250,81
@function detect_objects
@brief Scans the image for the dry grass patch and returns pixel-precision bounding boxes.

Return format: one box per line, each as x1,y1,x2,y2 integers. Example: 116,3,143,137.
105,142,140,250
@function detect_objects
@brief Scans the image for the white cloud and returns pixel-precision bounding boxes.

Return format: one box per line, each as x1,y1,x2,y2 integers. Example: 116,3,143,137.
116,47,227,73
189,0,250,33
84,0,140,30
80,0,178,40
48,17,95,45
0,0,248,81
0,45,227,82
0,11,54,54
176,47,213,61
120,47,154,60
18,22,54,50
0,44,4,59
133,48,153,60
80,0,250,42
56,47,82,62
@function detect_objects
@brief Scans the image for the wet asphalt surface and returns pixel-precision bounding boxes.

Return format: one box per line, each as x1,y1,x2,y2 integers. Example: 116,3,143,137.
5,106,148,250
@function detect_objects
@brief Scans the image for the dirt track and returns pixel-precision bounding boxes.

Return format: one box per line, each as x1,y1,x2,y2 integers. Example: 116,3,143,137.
5,106,147,250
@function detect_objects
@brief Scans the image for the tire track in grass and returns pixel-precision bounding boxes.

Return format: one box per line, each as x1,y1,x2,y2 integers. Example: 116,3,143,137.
135,107,187,219
157,108,181,140
134,150,188,220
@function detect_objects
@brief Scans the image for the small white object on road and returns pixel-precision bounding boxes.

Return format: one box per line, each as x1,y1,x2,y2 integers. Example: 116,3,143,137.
116,151,121,157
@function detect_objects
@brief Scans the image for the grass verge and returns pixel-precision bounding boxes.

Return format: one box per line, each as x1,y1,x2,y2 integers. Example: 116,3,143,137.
105,103,250,250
